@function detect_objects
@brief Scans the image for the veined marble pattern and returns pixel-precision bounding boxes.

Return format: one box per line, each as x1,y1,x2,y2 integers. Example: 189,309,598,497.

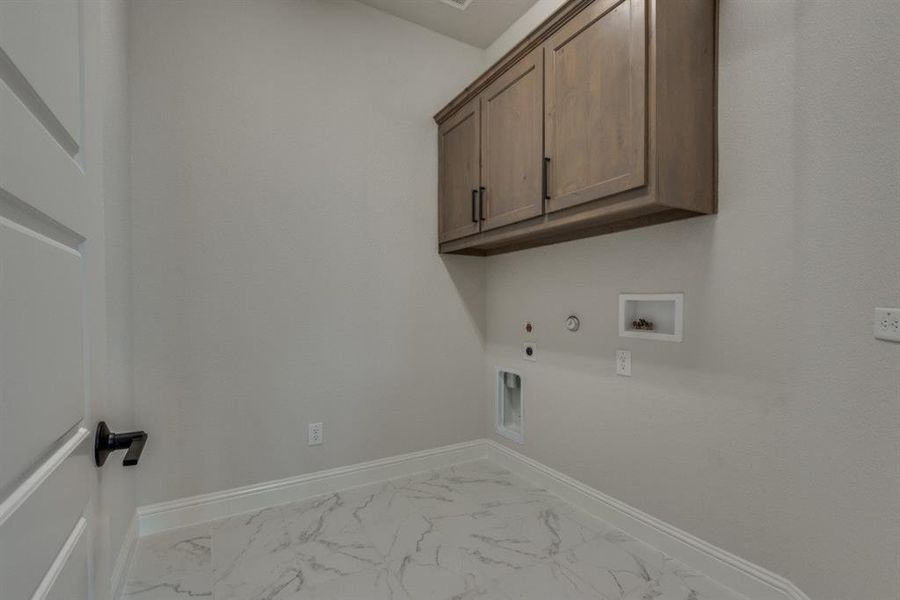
123,460,744,600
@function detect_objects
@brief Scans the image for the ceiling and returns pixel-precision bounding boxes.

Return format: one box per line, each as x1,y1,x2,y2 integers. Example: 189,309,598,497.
356,0,540,48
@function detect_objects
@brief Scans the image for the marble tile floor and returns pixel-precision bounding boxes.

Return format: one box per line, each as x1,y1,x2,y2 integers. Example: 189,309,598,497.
123,460,745,600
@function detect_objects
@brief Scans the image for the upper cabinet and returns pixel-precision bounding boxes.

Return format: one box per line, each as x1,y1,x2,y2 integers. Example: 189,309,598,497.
438,98,480,243
481,46,544,231
544,0,645,213
434,0,717,256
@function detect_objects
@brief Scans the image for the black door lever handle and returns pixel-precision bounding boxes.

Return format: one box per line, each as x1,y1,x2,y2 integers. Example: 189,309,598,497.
95,421,149,467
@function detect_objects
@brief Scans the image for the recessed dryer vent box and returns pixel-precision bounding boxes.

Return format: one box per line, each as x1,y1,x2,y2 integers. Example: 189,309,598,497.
619,293,683,342
496,368,523,444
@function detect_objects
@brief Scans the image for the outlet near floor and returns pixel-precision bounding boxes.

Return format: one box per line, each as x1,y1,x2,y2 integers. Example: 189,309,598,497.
308,422,323,445
874,308,900,342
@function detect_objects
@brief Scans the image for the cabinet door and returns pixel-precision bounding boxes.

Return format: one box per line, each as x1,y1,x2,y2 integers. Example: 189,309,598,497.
481,46,544,231
438,98,481,243
544,0,646,213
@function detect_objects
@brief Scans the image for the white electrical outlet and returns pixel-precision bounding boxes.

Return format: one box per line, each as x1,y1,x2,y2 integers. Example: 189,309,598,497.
874,308,900,342
523,342,536,361
308,422,323,446
616,350,631,376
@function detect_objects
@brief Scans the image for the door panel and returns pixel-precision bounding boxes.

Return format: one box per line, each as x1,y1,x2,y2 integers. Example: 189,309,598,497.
544,0,646,212
438,97,480,243
481,46,543,231
0,218,85,494
0,438,91,600
0,1,96,599
45,518,90,600
0,0,82,148
0,81,88,235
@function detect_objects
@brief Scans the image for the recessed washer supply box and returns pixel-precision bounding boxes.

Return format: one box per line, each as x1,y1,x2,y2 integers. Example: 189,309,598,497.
496,368,523,444
619,293,683,342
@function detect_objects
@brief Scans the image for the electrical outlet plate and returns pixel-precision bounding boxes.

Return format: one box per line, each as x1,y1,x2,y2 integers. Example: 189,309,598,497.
874,308,900,342
523,342,536,361
308,422,323,446
616,350,631,376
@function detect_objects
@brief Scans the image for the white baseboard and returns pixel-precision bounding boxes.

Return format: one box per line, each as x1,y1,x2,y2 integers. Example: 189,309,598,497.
137,439,487,535
109,513,138,600
484,440,810,600
133,438,809,600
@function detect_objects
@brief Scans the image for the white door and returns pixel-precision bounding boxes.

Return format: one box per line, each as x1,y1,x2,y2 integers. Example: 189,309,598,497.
0,1,105,599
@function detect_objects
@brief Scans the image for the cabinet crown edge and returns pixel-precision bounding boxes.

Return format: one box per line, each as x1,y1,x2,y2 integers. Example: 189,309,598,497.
433,0,593,125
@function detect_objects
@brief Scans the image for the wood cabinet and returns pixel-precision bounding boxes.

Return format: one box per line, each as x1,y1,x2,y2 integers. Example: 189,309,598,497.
440,48,545,242
438,98,480,243
544,0,645,212
481,46,544,231
434,0,717,256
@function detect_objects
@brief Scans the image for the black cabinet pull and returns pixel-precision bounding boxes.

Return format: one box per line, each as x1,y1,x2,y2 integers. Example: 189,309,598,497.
543,157,551,200
479,187,486,221
471,189,478,223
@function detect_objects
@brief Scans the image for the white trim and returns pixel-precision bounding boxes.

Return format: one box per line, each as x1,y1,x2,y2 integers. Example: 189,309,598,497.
437,0,474,11
30,516,87,600
134,439,810,600
0,426,90,527
485,440,811,600
110,513,139,600
619,292,684,342
138,439,487,535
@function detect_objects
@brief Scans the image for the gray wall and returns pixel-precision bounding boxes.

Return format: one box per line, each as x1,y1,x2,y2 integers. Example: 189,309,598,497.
484,1,900,599
96,1,136,597
128,0,487,505
126,0,899,597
